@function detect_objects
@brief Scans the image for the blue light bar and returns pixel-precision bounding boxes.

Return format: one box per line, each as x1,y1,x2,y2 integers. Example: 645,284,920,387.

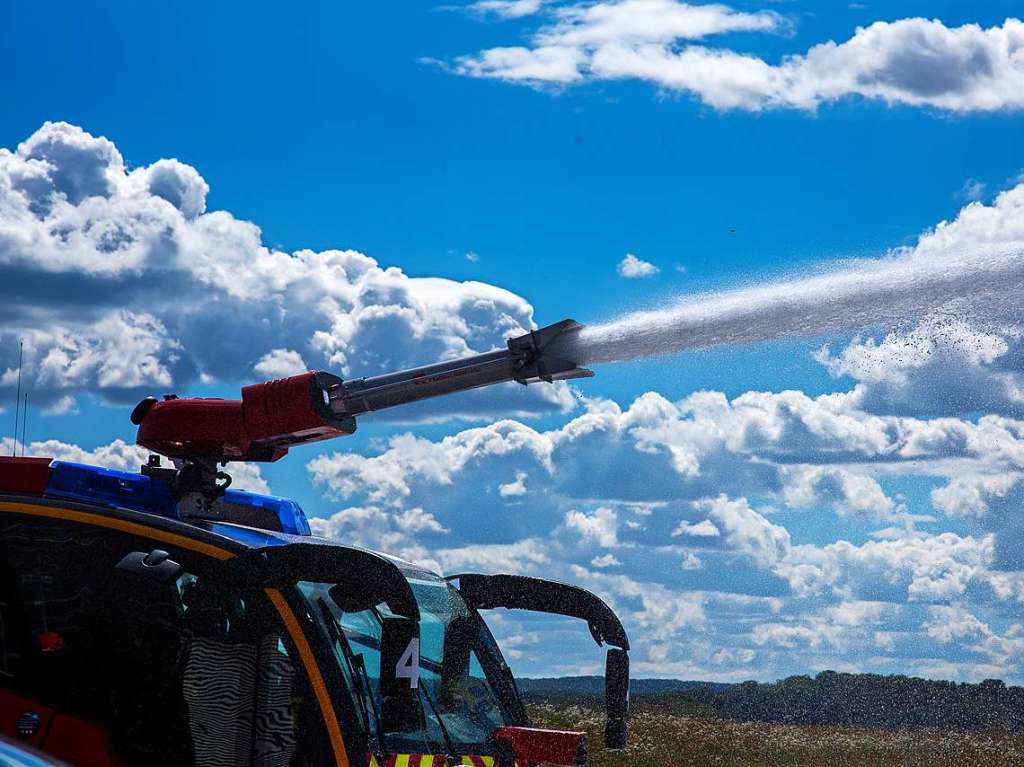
44,461,311,536
221,489,312,536
45,461,177,518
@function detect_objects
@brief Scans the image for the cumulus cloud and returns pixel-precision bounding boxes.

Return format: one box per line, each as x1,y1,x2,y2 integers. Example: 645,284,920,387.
617,253,660,278
304,359,1024,679
498,470,528,497
780,466,896,519
695,495,790,568
673,518,720,537
447,4,1024,113
930,473,1024,570
253,348,309,379
0,122,573,419
680,551,702,570
591,553,622,568
565,507,619,547
818,318,1024,418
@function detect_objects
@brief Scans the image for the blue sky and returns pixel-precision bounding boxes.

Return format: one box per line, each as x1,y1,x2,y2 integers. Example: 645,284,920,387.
3,1,1024,682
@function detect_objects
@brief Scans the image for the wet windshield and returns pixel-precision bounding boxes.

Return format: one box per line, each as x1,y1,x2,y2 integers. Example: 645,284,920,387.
297,569,515,753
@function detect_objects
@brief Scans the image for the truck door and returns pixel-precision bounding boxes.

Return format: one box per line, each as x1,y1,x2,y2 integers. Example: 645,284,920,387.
0,508,339,766
447,574,630,750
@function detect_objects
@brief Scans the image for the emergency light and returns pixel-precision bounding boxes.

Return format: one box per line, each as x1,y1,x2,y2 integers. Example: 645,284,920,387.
3,458,312,535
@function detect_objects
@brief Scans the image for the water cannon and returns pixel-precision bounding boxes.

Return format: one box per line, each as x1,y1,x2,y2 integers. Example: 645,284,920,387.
130,319,589,518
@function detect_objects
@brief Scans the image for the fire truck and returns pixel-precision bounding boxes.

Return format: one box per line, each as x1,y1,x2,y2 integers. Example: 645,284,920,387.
0,320,630,767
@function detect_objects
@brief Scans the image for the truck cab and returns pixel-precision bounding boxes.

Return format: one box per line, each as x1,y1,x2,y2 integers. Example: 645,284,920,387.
0,456,629,767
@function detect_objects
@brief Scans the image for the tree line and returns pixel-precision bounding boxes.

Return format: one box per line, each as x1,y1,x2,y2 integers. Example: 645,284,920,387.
670,672,1024,731
525,671,1024,731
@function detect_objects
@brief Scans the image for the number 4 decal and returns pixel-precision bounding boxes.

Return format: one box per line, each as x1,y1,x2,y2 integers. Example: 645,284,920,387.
396,638,420,689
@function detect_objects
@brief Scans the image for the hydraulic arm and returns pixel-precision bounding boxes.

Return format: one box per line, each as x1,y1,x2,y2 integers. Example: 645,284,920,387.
131,319,590,464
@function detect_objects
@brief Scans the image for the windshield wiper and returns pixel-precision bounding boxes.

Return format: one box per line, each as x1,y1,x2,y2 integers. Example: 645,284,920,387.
419,680,457,758
316,598,387,753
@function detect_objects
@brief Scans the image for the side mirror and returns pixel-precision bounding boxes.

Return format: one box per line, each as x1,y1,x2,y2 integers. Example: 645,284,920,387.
379,616,422,733
116,549,182,584
604,648,629,750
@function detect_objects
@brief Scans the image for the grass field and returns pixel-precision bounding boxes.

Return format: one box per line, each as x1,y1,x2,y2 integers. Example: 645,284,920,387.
529,703,1024,767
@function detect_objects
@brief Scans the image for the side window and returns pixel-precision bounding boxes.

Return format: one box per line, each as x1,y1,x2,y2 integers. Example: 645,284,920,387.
0,513,330,767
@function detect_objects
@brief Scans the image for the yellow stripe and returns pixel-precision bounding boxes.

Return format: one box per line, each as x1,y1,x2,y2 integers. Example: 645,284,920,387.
0,500,234,560
368,756,381,767
482,758,495,767
395,755,410,767
266,588,349,766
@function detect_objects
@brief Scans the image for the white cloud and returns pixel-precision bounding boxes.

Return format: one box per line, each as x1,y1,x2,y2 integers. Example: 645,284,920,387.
453,45,587,83
538,0,782,47
752,621,837,650
565,506,619,546
499,470,528,496
783,533,995,603
672,518,720,537
828,600,889,627
924,604,989,643
438,538,552,573
818,318,1024,418
449,7,1024,113
41,395,78,416
780,466,896,519
309,506,441,570
467,0,547,20
931,473,1019,518
0,122,573,420
696,494,790,568
617,253,659,278
301,369,1024,680
253,348,309,379
680,551,703,570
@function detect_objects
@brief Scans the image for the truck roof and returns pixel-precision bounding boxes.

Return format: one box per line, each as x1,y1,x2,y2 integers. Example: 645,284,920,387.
1,456,312,549
0,456,434,580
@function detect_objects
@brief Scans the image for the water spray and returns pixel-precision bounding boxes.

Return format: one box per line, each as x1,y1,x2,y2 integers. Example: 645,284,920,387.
552,245,1024,366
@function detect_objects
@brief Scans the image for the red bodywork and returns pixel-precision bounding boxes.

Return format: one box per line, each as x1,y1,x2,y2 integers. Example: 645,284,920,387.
0,457,52,494
0,691,118,767
493,726,587,766
135,372,355,462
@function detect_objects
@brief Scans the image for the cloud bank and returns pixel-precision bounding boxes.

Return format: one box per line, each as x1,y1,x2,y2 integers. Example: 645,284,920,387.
308,366,1024,680
301,173,1024,682
0,122,573,419
445,1,1024,112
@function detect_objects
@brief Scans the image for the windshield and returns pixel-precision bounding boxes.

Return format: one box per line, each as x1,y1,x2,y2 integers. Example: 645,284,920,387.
297,569,516,753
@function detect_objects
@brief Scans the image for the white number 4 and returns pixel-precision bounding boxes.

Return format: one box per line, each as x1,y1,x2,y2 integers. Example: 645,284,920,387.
396,638,420,689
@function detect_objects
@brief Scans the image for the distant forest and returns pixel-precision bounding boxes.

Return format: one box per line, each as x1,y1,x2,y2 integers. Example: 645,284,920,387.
521,671,1024,732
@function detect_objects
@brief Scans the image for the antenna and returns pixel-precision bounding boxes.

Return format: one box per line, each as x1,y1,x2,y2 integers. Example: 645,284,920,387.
20,392,28,457
12,340,22,456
